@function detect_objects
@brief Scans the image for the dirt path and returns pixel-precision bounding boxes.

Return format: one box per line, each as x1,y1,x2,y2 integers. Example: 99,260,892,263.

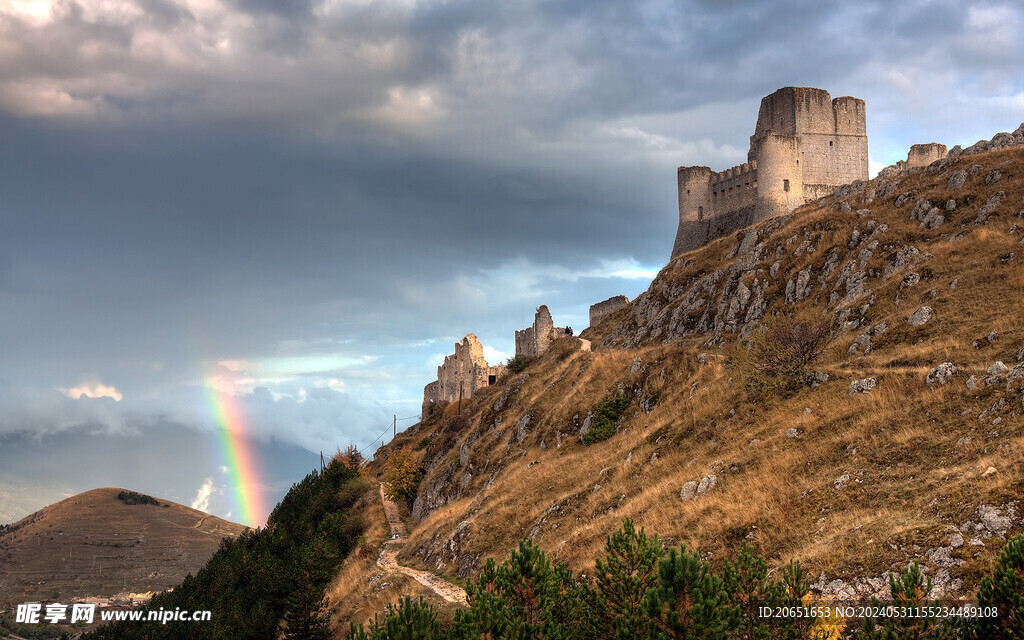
376,484,466,605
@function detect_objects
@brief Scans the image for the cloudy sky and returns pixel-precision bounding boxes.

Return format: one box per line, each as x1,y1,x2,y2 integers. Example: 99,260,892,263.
1,0,1022,526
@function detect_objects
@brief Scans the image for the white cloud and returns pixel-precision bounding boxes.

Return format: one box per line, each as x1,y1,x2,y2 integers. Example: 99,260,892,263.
190,477,214,512
482,345,510,365
60,381,123,402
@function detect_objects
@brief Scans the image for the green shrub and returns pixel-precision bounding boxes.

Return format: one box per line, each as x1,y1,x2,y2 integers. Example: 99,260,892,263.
857,561,957,639
343,524,1024,640
974,533,1024,640
582,390,630,445
504,354,532,374
116,490,160,506
735,311,835,400
86,462,367,640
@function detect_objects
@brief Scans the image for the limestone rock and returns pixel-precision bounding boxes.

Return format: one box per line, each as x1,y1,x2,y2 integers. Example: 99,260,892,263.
987,361,1010,376
926,363,959,386
884,245,921,278
849,378,877,394
976,191,1004,224
516,414,531,443
908,306,933,326
679,481,698,501
696,474,718,495
947,170,967,190
806,371,829,388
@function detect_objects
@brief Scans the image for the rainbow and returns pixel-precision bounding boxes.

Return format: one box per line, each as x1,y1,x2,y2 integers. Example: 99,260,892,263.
205,383,266,528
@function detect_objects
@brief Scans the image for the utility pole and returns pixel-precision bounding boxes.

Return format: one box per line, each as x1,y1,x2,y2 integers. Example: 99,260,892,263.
393,414,396,440
320,451,324,473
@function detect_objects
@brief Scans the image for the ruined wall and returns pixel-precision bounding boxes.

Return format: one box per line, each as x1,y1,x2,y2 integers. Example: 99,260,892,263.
672,87,868,259
422,334,506,418
514,305,566,358
907,143,947,168
589,295,630,327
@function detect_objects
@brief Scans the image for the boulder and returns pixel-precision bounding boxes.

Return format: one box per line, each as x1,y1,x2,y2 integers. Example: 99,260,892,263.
947,171,967,190
926,363,958,386
696,474,718,495
908,306,933,326
849,378,877,394
679,481,698,501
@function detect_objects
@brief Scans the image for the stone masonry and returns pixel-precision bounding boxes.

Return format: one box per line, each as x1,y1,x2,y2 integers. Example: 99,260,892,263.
422,334,505,418
514,305,569,358
589,295,630,327
672,87,868,258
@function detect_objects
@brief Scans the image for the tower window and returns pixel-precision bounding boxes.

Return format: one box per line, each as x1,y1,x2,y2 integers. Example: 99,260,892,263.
783,179,790,192
698,206,704,221
829,140,834,146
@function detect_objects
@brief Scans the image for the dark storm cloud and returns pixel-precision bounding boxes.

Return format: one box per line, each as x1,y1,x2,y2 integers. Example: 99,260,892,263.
2,0,1023,520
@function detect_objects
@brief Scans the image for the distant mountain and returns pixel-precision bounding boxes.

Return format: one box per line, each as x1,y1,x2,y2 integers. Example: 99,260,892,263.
0,487,245,606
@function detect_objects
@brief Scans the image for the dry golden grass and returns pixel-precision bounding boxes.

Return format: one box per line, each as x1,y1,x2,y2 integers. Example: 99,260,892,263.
326,485,453,636
356,147,1024,619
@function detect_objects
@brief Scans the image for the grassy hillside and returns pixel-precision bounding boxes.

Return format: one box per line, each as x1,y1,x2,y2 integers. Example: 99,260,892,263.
356,143,1024,627
85,457,368,640
0,487,246,607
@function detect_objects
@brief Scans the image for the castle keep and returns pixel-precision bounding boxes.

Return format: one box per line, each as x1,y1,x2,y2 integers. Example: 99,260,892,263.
672,87,868,258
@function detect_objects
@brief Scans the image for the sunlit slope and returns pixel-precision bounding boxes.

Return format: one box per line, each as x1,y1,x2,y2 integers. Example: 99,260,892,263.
363,142,1024,607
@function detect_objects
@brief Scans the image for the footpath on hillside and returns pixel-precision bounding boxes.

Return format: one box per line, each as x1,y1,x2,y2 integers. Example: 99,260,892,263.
376,484,467,605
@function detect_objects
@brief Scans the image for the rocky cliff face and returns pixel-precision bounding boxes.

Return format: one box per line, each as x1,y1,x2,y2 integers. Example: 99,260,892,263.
598,125,1024,351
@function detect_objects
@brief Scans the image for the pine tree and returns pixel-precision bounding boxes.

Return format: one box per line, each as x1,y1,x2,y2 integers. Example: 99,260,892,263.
452,539,589,640
722,542,783,640
974,534,1024,640
281,564,331,640
593,518,664,639
857,562,954,640
644,545,738,640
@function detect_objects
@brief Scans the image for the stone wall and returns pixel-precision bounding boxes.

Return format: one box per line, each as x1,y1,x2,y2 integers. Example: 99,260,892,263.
907,143,947,168
514,305,568,358
422,334,505,418
589,295,630,327
672,87,868,259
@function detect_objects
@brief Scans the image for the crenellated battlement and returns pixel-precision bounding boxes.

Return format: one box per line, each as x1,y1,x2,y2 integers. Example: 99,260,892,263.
672,87,869,258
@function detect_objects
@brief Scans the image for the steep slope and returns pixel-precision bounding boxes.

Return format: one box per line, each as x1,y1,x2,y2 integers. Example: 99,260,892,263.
0,488,245,606
360,138,1024,616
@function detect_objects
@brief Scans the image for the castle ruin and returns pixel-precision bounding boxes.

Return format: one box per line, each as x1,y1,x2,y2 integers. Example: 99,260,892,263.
515,305,569,358
672,87,868,258
422,334,506,417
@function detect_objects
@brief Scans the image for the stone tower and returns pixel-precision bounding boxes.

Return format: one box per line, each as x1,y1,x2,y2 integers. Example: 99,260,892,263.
672,87,868,258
